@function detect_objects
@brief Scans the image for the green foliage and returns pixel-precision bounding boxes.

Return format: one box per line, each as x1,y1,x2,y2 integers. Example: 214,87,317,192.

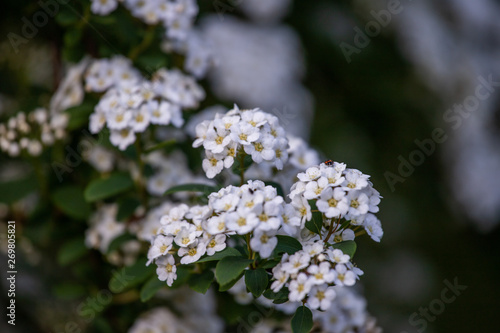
188,270,214,294
108,258,155,293
274,235,303,255
140,276,166,302
58,237,87,266
215,256,253,291
84,172,134,202
244,269,269,297
52,185,91,220
0,173,38,205
291,306,313,333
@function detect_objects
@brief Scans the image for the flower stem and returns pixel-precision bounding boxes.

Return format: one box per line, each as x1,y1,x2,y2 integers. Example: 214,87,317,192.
128,25,156,61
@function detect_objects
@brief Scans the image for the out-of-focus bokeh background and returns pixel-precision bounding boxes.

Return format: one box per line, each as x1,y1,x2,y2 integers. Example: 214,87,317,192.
1,0,500,332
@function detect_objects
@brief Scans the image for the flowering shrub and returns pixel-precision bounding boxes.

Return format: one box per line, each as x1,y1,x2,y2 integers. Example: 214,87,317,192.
1,1,384,332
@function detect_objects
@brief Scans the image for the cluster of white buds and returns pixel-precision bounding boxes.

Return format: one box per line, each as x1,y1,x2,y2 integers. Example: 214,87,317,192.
193,105,289,179
270,240,363,310
147,204,226,286
90,0,198,41
0,108,68,157
205,180,290,258
86,57,204,150
290,161,383,242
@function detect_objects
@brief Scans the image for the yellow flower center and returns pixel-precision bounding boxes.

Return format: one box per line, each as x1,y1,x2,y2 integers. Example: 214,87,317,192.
328,198,338,207
350,199,359,208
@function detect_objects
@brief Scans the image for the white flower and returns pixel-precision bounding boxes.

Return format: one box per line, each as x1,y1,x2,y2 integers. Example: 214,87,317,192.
342,169,369,190
316,187,349,219
282,252,311,274
230,122,260,145
109,128,136,150
202,152,224,179
250,229,277,258
270,265,289,292
280,204,302,236
307,262,335,285
333,264,356,286
147,235,173,265
174,225,197,247
178,241,206,264
226,210,259,234
364,214,383,242
130,105,151,132
303,176,328,200
297,166,321,182
203,127,232,153
291,196,311,225
288,273,313,302
149,100,173,125
90,0,118,15
328,249,350,264
106,108,132,130
156,254,177,286
206,234,227,256
204,216,227,235
243,136,275,163
346,191,369,217
307,285,336,311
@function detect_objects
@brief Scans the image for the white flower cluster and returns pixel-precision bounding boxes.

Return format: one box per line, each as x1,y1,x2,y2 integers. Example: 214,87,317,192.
0,108,68,157
86,57,204,150
205,180,290,258
90,0,198,41
85,204,126,253
193,105,289,179
128,288,224,332
270,240,362,310
147,203,226,286
290,161,383,242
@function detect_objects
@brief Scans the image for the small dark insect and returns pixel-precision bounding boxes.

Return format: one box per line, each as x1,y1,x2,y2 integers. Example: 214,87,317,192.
324,159,333,166
248,188,254,194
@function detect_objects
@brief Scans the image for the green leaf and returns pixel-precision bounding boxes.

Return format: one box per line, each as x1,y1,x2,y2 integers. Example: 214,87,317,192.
144,139,176,154
196,247,242,263
305,201,323,235
58,237,87,266
108,258,155,293
188,270,214,294
65,102,95,130
56,9,80,26
329,240,357,258
215,256,253,290
84,172,134,202
52,283,86,300
140,276,165,302
52,186,91,220
291,306,313,333
106,233,135,254
263,287,289,304
260,259,280,269
244,269,268,297
64,28,83,47
116,197,141,221
164,183,218,196
274,235,302,255
231,153,253,175
264,181,285,198
0,173,38,205
170,265,191,289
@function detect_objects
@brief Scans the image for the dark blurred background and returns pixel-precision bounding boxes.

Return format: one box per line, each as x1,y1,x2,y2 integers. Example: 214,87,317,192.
1,0,500,332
